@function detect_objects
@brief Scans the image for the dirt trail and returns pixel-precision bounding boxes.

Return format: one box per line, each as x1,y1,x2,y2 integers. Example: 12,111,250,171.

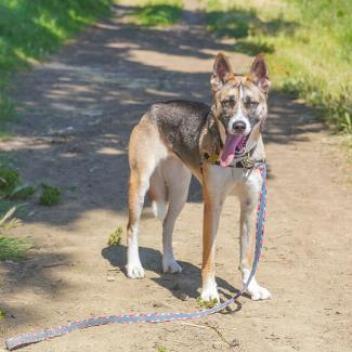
1,1,351,351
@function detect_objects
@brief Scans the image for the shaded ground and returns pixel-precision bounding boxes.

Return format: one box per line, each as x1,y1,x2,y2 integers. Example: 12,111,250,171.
1,1,351,351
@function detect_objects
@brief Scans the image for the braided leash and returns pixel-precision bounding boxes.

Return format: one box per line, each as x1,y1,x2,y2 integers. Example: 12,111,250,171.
5,164,267,351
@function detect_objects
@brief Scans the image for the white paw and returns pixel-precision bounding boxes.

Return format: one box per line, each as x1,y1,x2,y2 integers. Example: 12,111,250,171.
247,280,272,300
201,279,220,302
126,264,145,279
242,269,271,300
162,257,182,273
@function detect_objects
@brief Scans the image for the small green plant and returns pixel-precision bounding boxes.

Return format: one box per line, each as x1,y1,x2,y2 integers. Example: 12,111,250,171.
39,184,61,206
0,235,30,261
108,226,123,246
0,164,36,200
0,308,6,320
157,346,168,352
0,166,20,197
9,185,36,200
196,297,219,309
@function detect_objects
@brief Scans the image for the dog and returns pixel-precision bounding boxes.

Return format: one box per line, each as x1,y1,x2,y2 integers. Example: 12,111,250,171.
126,53,272,302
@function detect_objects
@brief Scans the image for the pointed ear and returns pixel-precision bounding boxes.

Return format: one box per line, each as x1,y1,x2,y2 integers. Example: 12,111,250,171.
250,54,271,94
211,53,233,93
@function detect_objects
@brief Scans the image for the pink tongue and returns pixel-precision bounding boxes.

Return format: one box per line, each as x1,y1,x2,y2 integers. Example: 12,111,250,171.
219,134,245,167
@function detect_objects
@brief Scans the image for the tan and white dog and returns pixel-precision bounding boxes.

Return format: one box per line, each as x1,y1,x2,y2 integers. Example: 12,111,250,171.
126,53,272,302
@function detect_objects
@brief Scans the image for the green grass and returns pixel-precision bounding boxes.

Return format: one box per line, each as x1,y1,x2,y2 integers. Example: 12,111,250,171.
131,0,183,27
108,225,123,246
156,346,168,352
0,205,30,261
204,0,352,134
39,184,61,206
0,163,35,200
196,296,219,309
0,235,29,261
0,308,6,319
0,0,113,131
0,165,20,196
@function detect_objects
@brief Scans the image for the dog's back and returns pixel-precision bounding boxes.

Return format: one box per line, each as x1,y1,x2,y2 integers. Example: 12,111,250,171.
145,100,210,168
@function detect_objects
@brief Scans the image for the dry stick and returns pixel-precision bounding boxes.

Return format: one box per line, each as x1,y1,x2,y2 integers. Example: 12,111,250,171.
180,322,239,349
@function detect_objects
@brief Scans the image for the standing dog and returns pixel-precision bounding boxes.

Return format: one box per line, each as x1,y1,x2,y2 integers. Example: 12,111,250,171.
126,53,272,302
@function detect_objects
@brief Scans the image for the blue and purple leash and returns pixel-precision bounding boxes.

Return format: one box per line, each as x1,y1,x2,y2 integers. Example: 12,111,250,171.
5,164,267,351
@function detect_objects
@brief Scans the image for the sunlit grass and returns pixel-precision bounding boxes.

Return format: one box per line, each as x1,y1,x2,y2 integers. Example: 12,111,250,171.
0,235,30,261
0,206,30,261
0,0,113,133
131,0,183,27
205,0,352,134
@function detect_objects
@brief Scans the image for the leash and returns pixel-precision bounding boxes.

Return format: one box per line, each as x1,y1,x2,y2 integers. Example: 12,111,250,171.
5,164,267,351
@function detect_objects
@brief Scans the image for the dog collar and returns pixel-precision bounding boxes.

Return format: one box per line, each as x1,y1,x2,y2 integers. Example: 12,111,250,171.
203,151,265,169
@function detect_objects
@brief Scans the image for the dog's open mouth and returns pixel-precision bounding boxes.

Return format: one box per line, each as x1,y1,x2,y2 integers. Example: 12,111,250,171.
219,134,247,167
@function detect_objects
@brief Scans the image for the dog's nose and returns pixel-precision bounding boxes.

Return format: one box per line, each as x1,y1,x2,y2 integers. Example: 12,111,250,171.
232,121,246,132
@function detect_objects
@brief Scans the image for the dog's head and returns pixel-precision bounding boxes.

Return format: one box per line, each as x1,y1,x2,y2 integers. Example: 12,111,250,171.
210,53,270,167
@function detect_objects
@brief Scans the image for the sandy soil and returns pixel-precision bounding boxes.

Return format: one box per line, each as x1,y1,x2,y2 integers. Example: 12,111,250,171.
1,1,351,351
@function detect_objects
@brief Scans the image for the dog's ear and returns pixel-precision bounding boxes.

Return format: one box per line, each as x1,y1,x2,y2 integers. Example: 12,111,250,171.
211,53,233,93
250,54,271,94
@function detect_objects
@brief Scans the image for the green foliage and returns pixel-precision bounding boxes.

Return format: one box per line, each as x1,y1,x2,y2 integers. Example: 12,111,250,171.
0,164,35,200
205,0,352,134
157,346,168,352
0,308,6,319
132,0,183,27
0,206,29,262
39,184,61,206
0,0,113,130
108,226,123,246
196,296,218,309
9,184,35,200
0,235,29,261
0,165,20,196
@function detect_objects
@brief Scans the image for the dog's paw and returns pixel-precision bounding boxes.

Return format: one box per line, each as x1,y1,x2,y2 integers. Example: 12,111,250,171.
126,264,145,279
201,280,220,303
247,281,272,301
162,257,182,274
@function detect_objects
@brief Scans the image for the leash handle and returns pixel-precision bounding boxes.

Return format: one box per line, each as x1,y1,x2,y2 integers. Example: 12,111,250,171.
5,164,267,351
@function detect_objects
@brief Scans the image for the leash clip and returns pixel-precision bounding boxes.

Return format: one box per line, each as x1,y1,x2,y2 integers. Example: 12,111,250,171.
241,153,254,169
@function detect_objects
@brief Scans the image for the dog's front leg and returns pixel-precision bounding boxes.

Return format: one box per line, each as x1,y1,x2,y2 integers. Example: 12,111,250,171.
200,167,228,302
239,172,271,300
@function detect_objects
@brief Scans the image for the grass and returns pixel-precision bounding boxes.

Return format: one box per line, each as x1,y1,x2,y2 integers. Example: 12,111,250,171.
0,207,30,261
39,184,61,206
0,0,113,132
108,225,123,246
196,296,219,309
0,307,6,319
0,235,29,261
156,346,168,352
131,0,183,27
204,0,352,134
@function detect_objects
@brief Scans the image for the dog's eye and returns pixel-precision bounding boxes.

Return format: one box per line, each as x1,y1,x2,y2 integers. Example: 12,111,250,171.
221,99,235,108
245,100,259,109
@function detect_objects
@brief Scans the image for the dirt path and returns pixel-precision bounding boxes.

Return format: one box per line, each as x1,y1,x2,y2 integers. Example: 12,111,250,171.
1,1,351,351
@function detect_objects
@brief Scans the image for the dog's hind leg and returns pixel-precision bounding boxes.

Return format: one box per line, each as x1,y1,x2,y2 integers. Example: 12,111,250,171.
126,118,167,279
126,167,151,279
238,173,272,300
158,157,191,273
